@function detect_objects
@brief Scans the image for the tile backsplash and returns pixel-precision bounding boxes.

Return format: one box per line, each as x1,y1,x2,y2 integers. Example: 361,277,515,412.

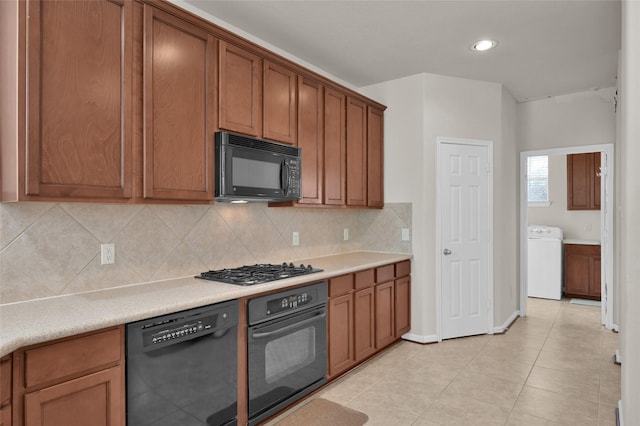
0,202,411,304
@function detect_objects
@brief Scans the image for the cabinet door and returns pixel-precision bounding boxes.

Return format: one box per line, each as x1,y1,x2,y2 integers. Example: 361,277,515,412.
328,293,354,377
394,276,411,337
346,97,367,206
24,367,123,426
297,77,324,204
591,253,602,298
26,0,132,199
367,106,384,208
324,88,346,205
143,6,216,201
375,281,395,349
564,244,601,299
567,153,600,210
354,287,376,362
219,41,262,137
0,356,10,426
263,61,297,144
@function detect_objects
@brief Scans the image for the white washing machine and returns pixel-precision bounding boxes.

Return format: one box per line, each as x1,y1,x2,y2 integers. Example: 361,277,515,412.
527,225,563,300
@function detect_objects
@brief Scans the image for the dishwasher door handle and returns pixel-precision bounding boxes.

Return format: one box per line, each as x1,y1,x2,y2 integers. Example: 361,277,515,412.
251,310,326,340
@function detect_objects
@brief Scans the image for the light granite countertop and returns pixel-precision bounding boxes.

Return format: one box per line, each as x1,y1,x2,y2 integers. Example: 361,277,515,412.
0,251,411,357
563,239,601,245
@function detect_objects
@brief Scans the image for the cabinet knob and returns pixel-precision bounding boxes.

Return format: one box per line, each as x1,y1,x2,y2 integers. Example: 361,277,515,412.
443,249,452,255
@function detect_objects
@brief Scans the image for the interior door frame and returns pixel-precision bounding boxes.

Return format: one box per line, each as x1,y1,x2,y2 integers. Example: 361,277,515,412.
519,143,615,330
436,137,494,341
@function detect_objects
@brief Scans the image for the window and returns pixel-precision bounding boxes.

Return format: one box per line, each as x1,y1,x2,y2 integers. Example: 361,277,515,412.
527,155,549,204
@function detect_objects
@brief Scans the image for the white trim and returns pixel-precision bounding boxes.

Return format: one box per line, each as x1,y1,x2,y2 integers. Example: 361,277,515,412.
436,137,494,340
617,400,623,426
402,333,439,344
519,144,615,332
528,201,551,208
494,310,520,334
613,323,620,333
615,349,621,364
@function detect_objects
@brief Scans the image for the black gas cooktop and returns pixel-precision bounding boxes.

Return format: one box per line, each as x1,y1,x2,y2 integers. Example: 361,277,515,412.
195,263,323,286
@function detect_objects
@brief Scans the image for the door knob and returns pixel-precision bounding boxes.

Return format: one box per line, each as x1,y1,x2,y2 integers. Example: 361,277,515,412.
443,249,452,255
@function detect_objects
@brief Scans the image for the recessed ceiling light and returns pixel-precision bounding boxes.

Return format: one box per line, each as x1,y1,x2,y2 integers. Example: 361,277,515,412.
471,39,498,52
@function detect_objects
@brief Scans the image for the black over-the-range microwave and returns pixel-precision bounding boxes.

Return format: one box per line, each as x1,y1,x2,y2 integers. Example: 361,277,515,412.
214,131,302,202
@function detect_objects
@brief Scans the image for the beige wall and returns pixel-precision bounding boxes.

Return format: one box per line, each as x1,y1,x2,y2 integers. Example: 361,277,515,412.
0,202,411,304
362,72,519,339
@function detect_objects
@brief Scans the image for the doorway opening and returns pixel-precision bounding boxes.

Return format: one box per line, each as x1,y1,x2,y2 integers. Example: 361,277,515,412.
519,144,615,330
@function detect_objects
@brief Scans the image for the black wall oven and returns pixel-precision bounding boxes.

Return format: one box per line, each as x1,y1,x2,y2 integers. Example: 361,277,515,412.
126,300,238,426
247,282,328,425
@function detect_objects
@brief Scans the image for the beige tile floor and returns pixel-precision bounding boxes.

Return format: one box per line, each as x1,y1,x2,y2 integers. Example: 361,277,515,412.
271,297,620,426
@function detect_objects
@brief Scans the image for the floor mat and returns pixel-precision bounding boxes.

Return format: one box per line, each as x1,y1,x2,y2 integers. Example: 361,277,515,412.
274,398,368,426
570,298,601,307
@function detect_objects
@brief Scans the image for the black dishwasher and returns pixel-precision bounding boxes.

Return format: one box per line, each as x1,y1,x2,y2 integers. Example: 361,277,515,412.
126,300,238,426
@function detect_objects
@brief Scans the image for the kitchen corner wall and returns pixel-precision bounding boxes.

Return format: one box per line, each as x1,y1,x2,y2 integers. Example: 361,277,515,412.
0,202,411,304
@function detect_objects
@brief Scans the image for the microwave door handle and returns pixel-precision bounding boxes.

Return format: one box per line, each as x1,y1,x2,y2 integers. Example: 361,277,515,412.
281,161,289,195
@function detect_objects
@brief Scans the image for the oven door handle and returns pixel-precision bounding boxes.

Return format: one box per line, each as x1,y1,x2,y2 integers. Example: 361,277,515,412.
251,310,326,340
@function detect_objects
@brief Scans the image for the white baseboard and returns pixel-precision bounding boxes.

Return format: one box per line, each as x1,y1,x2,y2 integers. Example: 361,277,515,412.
402,333,439,344
494,310,520,334
613,323,620,332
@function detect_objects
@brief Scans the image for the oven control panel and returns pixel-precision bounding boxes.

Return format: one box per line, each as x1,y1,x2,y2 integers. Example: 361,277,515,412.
267,291,312,316
248,281,328,325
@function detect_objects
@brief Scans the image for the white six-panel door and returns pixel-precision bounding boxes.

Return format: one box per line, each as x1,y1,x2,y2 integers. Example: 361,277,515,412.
439,140,492,339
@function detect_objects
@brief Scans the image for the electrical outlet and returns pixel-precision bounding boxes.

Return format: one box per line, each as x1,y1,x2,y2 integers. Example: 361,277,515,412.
402,228,410,241
292,232,300,246
344,228,349,241
101,243,115,265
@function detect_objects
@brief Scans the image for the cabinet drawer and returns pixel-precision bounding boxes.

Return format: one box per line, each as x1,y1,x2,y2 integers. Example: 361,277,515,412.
24,327,121,389
329,274,354,297
395,260,411,278
354,269,374,290
0,356,10,408
375,264,395,283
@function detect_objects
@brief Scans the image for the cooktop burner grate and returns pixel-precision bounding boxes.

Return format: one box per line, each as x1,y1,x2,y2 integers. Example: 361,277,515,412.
195,263,323,285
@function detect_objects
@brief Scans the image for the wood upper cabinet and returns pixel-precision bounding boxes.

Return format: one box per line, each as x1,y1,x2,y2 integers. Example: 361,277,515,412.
142,6,216,201
324,88,347,206
263,61,297,144
23,0,133,200
13,326,125,426
567,152,601,210
367,106,384,208
219,41,263,137
346,97,367,206
564,243,601,300
297,77,324,205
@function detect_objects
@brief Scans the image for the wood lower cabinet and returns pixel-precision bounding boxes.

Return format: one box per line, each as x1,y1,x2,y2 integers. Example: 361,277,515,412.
327,261,411,379
328,274,355,377
567,152,601,210
13,327,125,426
564,244,601,300
11,0,133,201
0,356,11,426
142,5,216,201
218,41,263,137
353,269,376,362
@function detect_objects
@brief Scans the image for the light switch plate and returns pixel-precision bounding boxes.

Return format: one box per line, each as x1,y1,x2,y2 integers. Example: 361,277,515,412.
344,228,349,241
402,228,410,241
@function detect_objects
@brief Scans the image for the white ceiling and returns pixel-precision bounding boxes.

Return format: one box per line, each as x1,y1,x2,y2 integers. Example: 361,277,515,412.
182,0,621,102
